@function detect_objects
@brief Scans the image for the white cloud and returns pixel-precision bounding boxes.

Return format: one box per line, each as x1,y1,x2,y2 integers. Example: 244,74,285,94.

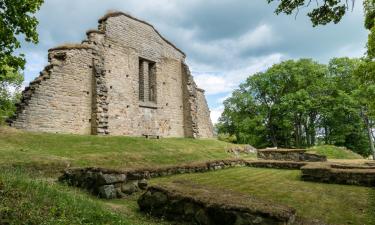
210,106,224,124
23,51,47,83
217,93,232,104
194,73,234,95
178,24,279,69
193,53,284,95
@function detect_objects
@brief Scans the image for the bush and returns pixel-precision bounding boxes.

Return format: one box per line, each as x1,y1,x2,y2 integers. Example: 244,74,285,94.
218,133,237,143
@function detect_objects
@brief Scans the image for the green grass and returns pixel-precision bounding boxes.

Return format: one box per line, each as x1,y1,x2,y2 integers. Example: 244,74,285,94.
0,169,129,225
1,127,374,224
152,167,375,225
308,145,363,159
0,169,173,225
0,127,252,175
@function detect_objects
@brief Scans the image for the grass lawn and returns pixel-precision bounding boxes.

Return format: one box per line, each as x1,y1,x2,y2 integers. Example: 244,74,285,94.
152,167,375,225
308,145,363,160
1,126,373,225
0,127,251,175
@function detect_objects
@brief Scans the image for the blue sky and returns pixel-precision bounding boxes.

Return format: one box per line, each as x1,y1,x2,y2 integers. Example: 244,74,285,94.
19,0,368,123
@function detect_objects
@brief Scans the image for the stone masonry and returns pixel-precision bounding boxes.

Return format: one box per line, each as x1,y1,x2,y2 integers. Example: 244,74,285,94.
9,12,214,138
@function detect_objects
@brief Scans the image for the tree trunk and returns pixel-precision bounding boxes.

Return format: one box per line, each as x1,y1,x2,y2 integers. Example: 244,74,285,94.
361,108,375,160
309,113,317,146
366,121,375,160
324,125,329,144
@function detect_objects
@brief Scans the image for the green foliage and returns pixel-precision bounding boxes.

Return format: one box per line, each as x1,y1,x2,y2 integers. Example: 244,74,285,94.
0,66,22,124
308,145,363,159
217,133,237,143
266,0,352,26
217,58,373,156
0,0,43,74
364,0,375,59
0,0,43,123
265,0,375,158
0,169,131,225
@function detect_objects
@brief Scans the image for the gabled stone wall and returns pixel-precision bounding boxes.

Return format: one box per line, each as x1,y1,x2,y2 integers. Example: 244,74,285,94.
9,11,214,138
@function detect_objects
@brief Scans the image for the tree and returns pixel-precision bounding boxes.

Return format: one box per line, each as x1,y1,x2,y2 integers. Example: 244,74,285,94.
0,0,44,122
266,0,354,26
266,0,375,158
217,58,372,156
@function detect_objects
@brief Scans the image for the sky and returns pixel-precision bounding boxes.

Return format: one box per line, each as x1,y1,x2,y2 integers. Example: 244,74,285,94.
19,0,368,124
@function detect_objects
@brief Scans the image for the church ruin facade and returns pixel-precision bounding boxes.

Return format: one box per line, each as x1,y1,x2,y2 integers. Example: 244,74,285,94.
9,12,214,138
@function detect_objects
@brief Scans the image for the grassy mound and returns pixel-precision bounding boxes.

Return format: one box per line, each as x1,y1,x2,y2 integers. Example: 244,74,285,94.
0,170,131,225
307,145,363,159
0,169,174,225
0,126,251,175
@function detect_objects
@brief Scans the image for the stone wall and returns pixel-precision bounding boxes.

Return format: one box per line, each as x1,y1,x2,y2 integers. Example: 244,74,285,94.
196,89,215,138
9,12,214,138
138,183,296,225
301,163,375,187
101,14,186,137
59,159,307,199
257,149,327,162
10,47,94,134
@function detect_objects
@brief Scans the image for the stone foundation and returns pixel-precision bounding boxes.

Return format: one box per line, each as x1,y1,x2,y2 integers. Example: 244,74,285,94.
138,182,296,225
301,163,375,187
257,149,326,162
59,159,309,199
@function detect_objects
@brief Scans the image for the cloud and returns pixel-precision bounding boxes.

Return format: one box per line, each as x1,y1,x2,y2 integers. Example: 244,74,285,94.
195,74,233,95
210,106,224,124
193,53,284,95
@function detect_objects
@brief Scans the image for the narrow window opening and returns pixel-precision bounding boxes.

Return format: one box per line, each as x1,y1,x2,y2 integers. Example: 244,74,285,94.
139,58,156,103
139,59,145,101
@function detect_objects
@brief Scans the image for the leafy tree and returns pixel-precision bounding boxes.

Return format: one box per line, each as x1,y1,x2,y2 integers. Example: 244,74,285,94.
217,58,373,156
266,0,375,158
0,0,44,122
266,0,357,26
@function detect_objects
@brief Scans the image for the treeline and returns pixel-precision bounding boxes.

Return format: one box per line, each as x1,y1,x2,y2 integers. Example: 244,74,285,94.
217,58,375,157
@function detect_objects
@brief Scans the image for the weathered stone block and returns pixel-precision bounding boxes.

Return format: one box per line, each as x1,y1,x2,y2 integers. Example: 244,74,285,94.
98,185,117,199
97,173,126,185
121,181,139,195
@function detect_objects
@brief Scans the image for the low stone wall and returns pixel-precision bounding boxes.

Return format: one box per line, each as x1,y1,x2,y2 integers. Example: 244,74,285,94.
59,159,308,198
246,160,307,169
138,182,296,225
257,149,326,162
301,163,375,187
59,159,246,198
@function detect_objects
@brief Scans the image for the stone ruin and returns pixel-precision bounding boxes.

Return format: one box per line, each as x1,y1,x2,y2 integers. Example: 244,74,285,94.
138,182,297,225
257,148,327,162
301,162,375,186
9,11,214,138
